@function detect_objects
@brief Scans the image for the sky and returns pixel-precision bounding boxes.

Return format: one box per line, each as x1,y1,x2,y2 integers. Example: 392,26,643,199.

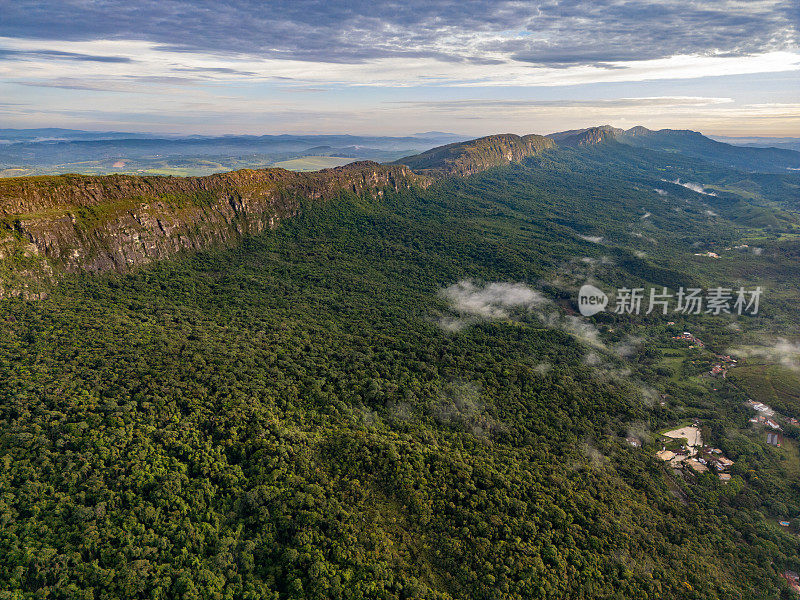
0,0,798,137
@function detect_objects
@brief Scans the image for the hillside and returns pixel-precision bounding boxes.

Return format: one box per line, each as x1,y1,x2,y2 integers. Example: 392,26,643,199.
546,125,800,173
0,162,427,297
546,125,623,147
392,134,555,176
1,139,800,598
3,124,800,299
617,127,800,173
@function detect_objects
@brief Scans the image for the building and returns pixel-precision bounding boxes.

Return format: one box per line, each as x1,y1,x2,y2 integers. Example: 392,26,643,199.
718,473,731,483
656,449,676,461
670,455,687,467
782,571,800,594
766,431,783,447
685,459,709,473
714,457,734,470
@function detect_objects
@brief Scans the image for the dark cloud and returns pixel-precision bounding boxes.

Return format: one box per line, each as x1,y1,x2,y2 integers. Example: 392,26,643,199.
0,48,134,63
0,1,796,66
13,75,199,91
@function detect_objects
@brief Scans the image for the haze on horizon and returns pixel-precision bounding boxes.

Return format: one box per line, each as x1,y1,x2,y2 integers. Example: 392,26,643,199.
0,0,798,137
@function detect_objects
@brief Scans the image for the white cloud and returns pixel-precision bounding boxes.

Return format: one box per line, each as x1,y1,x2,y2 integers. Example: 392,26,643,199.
664,178,717,196
578,235,604,244
731,339,800,371
440,280,546,319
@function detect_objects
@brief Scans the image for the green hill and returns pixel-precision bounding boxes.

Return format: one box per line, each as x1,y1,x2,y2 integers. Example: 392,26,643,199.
1,131,800,598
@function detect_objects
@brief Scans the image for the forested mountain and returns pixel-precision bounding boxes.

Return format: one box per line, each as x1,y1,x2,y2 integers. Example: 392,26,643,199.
391,134,555,176
1,128,800,599
547,126,800,173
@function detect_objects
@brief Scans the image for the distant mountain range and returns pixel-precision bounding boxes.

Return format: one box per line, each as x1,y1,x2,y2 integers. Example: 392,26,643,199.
0,130,469,178
710,135,800,152
3,126,799,178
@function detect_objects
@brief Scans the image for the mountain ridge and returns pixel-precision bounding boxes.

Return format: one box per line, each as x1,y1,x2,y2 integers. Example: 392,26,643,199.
546,125,800,172
0,161,428,298
391,133,555,176
2,124,799,298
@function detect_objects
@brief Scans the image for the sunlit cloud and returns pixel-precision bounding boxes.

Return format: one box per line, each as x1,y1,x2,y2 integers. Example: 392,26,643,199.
0,0,797,134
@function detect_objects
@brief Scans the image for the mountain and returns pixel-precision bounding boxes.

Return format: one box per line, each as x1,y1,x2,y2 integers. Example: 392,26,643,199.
616,127,800,173
546,125,800,173
546,125,624,147
0,162,426,298
3,124,800,298
2,126,800,599
392,133,555,176
710,136,800,153
0,128,164,142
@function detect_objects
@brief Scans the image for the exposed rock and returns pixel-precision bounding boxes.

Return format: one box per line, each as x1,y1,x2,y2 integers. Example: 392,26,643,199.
0,162,428,297
546,125,624,147
392,134,555,176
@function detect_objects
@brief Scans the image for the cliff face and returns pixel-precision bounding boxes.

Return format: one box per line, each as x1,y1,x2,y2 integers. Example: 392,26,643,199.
392,134,555,176
546,125,624,148
0,132,564,298
0,162,428,298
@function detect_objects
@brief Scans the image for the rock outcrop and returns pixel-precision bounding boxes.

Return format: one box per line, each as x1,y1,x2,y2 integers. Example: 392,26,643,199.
0,162,428,297
546,125,624,148
392,134,555,176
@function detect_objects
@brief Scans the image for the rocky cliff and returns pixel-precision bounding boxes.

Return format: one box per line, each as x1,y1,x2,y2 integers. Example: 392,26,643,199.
0,132,570,298
546,125,624,148
392,134,555,176
0,162,428,298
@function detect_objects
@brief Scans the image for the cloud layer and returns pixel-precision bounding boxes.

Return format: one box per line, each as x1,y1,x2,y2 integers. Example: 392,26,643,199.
1,1,796,66
0,2,797,134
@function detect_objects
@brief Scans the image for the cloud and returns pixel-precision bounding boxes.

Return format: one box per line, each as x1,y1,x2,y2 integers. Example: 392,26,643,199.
440,280,546,319
0,48,133,63
438,279,606,349
430,380,507,436
578,235,604,244
731,339,800,371
583,351,603,366
12,77,196,92
0,1,795,67
664,178,717,195
562,316,604,347
172,66,259,77
389,97,736,111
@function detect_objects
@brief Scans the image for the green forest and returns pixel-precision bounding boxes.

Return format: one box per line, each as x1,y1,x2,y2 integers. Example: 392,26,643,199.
1,145,800,599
